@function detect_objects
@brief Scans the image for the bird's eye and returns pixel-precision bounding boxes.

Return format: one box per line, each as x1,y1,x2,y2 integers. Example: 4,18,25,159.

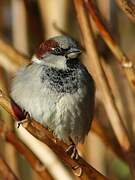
51,47,65,55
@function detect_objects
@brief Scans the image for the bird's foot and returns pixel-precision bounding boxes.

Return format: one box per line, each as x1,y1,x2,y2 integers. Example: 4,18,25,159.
17,119,29,128
65,144,79,160
23,111,31,120
72,165,83,177
17,111,31,128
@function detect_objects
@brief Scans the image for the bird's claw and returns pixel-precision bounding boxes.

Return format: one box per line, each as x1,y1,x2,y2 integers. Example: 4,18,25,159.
17,111,31,128
72,165,83,177
65,144,79,160
23,111,31,120
17,119,29,128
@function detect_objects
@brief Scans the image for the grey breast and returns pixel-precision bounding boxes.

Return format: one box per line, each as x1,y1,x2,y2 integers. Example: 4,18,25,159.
40,65,81,94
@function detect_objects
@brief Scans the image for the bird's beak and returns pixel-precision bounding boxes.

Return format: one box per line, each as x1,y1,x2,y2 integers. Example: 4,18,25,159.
65,48,82,59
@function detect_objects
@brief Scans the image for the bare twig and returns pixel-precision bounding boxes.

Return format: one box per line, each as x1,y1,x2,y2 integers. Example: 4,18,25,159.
92,119,135,178
0,155,19,180
0,66,20,176
73,0,135,177
23,0,44,43
0,120,54,180
0,90,108,180
74,0,130,151
0,39,28,72
38,0,69,38
84,0,135,93
115,0,135,23
92,119,125,161
5,131,54,180
11,0,28,55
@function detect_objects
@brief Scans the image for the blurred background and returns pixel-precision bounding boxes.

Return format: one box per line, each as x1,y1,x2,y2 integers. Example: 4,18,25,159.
0,0,135,179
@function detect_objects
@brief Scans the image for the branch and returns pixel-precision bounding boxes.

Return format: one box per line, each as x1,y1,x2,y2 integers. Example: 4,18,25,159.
115,0,135,23
6,132,53,180
0,120,18,180
0,39,28,72
73,1,135,177
84,0,135,93
0,90,108,179
0,120,54,180
92,119,135,178
92,119,125,161
0,155,18,180
73,0,130,151
23,0,44,43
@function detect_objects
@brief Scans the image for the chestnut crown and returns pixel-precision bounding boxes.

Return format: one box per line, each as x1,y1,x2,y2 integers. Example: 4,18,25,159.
35,35,81,60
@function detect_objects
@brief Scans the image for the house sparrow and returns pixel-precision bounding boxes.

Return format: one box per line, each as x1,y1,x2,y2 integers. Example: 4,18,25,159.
11,35,95,157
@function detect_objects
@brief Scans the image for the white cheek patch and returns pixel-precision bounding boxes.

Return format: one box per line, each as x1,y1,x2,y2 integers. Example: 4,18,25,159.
32,55,67,69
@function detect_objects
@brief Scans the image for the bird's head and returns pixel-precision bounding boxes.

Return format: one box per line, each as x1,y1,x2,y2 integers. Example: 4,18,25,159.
32,35,82,69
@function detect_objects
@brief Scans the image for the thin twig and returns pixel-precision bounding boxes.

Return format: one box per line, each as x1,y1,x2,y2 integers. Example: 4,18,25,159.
74,0,130,151
23,0,44,43
0,155,19,180
0,90,108,180
5,131,54,180
11,0,28,55
84,0,135,93
0,120,54,180
0,66,20,176
38,0,68,38
92,119,125,161
93,119,135,178
0,39,28,72
115,0,135,23
74,0,135,177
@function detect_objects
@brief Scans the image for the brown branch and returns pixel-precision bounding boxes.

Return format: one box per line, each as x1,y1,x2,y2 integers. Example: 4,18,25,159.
0,155,19,180
115,0,135,23
0,65,20,176
92,119,135,178
73,1,135,177
6,131,53,180
0,120,54,180
74,0,135,177
73,0,131,151
23,0,44,43
92,119,126,161
0,39,28,72
84,0,135,93
0,90,108,180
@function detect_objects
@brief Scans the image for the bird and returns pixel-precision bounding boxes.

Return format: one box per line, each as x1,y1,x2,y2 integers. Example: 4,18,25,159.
10,35,95,158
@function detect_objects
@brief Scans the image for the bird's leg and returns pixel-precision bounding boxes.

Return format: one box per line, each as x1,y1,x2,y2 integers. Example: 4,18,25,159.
17,111,31,128
65,139,79,160
65,139,83,176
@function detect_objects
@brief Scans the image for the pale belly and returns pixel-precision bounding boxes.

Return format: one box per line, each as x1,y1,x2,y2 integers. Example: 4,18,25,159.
23,86,91,145
11,81,91,144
